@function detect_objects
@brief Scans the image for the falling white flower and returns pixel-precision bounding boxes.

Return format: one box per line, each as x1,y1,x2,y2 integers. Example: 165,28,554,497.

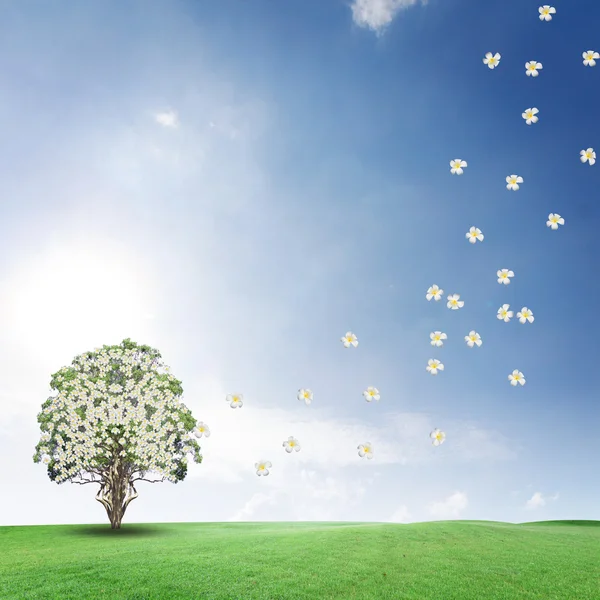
283,436,301,453
466,226,484,244
430,331,447,347
497,269,514,285
522,108,539,125
517,307,535,324
483,52,501,69
450,159,468,175
508,370,526,386
341,331,359,348
255,461,272,476
363,387,380,402
447,294,464,310
538,5,556,21
583,51,599,67
426,359,444,375
465,331,482,348
506,175,524,191
297,388,313,405
525,61,543,77
426,285,444,301
497,304,514,322
580,148,596,166
430,429,446,446
358,443,374,459
546,213,565,229
193,422,211,438
226,394,243,409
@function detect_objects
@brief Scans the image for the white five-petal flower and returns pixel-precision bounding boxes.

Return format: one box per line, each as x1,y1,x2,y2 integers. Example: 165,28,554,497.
538,5,556,21
465,330,482,348
450,159,468,175
522,107,539,125
41,455,51,465
426,359,444,375
430,331,447,347
580,148,596,166
297,388,313,405
525,61,543,76
255,461,272,476
283,436,301,453
426,285,444,301
341,331,359,348
506,175,523,191
483,52,501,69
583,51,599,67
430,429,446,446
546,213,565,230
466,226,484,244
193,422,211,438
363,386,380,402
517,307,534,324
447,294,464,310
358,443,374,459
226,394,243,409
497,269,514,285
508,370,526,386
497,304,514,322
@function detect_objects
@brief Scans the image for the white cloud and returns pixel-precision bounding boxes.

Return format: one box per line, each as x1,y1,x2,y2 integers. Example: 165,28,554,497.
428,491,468,518
181,375,517,485
351,0,424,34
447,425,519,461
389,505,412,523
525,492,545,509
229,492,278,521
525,491,559,510
154,109,179,128
226,470,369,521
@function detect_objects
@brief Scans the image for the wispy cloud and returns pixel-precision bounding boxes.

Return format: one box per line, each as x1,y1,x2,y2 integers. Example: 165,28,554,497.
227,469,369,521
428,491,468,518
229,492,278,521
154,109,179,128
525,492,545,509
389,505,412,523
182,375,518,485
350,0,424,34
525,491,559,510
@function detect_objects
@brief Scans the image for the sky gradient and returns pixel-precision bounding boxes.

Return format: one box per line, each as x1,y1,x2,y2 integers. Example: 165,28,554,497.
0,0,598,527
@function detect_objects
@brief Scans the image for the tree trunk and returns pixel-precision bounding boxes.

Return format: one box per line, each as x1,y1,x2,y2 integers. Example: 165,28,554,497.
95,460,139,529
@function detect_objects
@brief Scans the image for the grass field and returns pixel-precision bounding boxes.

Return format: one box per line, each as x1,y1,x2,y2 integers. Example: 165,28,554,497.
0,520,598,599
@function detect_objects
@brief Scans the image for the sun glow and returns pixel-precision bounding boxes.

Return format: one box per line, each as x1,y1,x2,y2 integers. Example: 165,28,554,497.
4,236,158,365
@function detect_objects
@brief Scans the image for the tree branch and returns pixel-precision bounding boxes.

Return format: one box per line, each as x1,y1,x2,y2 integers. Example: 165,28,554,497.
122,483,139,513
71,479,101,485
95,486,112,513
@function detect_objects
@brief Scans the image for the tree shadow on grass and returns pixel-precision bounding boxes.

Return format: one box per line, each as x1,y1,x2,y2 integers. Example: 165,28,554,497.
65,524,174,537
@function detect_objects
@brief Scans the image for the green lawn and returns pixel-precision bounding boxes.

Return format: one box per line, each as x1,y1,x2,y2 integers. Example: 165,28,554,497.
1,520,598,599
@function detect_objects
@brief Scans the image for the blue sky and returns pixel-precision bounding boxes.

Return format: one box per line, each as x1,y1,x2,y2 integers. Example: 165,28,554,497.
0,0,598,526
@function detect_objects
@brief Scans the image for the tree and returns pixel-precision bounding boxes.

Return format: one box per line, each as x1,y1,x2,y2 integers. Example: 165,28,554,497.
33,339,203,529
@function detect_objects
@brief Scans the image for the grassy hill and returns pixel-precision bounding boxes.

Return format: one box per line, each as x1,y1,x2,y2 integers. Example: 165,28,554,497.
0,520,598,599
